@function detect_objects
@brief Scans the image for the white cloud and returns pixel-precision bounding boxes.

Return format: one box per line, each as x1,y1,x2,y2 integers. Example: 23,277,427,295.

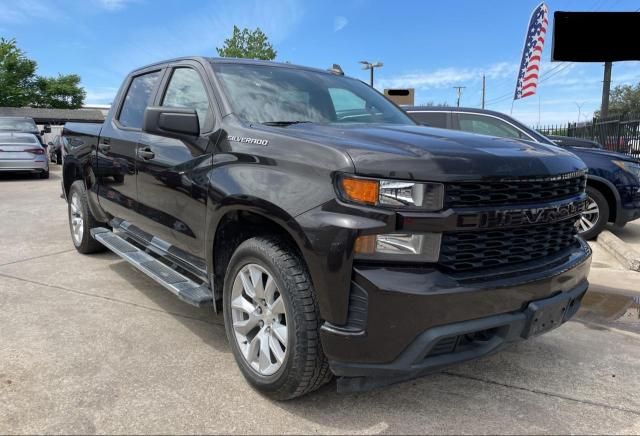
85,87,119,105
0,0,63,24
378,62,517,91
96,0,135,11
333,16,348,32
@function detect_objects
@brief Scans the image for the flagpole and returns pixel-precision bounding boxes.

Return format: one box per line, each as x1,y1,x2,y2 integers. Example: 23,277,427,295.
538,93,541,125
510,99,515,115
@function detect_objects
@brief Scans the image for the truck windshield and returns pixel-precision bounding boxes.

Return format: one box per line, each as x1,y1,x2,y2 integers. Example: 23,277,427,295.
213,63,415,126
0,118,38,132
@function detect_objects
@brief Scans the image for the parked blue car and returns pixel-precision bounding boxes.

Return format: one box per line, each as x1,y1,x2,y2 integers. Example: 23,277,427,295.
405,106,640,239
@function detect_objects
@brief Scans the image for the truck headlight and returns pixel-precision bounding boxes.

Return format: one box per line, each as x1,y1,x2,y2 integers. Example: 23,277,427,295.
337,175,444,211
354,233,442,262
612,160,640,180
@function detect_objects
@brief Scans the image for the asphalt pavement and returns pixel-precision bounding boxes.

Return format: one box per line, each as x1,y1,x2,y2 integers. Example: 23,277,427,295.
1,166,639,434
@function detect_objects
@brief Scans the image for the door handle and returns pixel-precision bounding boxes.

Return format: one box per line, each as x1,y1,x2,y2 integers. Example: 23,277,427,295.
98,143,111,153
137,148,155,160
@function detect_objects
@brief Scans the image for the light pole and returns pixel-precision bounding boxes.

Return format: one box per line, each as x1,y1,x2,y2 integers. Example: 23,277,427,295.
359,61,383,87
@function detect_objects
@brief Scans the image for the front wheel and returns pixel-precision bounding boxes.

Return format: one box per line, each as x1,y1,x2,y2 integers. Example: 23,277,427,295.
223,237,331,400
576,186,609,240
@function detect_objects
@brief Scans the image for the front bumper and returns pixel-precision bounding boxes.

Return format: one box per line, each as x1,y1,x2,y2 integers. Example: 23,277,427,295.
321,238,591,390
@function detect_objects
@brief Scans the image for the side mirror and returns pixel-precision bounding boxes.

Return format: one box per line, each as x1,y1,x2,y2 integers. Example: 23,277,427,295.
43,125,52,134
143,106,200,137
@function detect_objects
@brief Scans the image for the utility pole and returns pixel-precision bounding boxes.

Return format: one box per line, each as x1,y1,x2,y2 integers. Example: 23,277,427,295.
453,86,466,107
359,60,383,87
481,75,486,109
575,102,584,123
600,61,612,118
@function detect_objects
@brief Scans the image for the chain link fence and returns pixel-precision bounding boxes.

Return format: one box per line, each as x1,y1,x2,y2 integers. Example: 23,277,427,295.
537,114,640,158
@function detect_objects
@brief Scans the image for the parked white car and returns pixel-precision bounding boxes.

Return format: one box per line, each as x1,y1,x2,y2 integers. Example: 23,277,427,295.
0,132,49,178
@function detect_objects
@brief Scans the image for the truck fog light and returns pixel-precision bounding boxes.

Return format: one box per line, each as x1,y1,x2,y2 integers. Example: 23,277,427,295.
354,233,441,262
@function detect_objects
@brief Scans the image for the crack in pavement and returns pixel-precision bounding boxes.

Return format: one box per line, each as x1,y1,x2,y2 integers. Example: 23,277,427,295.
0,249,75,268
443,371,640,417
0,271,222,327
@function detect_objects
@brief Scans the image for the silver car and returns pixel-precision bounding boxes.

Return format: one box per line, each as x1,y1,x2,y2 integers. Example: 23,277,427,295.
0,132,49,178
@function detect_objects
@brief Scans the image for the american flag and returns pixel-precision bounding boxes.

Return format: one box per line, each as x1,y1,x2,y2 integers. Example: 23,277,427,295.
514,3,549,100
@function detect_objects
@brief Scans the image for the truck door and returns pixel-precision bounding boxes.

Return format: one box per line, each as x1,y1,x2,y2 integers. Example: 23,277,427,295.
134,62,217,267
96,68,164,223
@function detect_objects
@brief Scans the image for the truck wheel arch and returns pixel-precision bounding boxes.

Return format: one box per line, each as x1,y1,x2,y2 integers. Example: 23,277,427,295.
62,160,84,198
209,204,315,310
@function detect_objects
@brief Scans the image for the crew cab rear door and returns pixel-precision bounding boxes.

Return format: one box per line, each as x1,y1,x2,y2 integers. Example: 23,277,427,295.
134,60,218,267
96,67,165,223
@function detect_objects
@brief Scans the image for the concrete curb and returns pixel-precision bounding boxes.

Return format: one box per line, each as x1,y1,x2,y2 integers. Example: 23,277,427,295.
596,230,640,272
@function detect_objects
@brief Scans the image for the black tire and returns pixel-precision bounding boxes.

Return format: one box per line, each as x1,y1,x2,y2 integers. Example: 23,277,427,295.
68,180,106,254
578,186,610,240
223,236,332,400
39,169,49,179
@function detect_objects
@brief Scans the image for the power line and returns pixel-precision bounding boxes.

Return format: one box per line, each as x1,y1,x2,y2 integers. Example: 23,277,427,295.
484,62,573,106
484,0,610,108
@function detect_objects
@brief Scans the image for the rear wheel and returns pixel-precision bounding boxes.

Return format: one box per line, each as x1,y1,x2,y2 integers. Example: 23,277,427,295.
39,169,49,179
576,186,609,240
223,236,331,400
68,180,105,254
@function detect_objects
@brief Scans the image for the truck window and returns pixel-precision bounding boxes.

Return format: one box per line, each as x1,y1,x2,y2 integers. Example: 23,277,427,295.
408,112,448,128
213,63,414,126
118,70,161,129
457,113,524,139
329,88,366,112
161,68,212,133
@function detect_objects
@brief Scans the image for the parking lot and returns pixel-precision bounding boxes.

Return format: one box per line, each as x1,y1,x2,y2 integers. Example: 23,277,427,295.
1,166,640,434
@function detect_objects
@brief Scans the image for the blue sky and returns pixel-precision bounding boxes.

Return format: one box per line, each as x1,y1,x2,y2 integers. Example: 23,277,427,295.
1,0,639,125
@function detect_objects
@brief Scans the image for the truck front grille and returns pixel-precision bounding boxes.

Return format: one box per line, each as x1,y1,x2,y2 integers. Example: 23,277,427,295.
439,219,578,272
445,173,587,208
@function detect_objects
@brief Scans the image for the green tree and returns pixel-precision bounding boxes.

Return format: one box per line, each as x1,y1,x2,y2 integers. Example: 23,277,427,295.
216,26,277,60
0,37,85,109
33,74,86,109
0,38,37,107
607,82,640,116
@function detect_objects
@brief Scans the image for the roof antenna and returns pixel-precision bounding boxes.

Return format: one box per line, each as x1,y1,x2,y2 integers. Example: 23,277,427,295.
327,64,344,75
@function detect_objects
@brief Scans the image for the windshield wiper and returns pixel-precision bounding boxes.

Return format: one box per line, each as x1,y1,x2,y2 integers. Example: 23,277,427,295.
260,121,313,127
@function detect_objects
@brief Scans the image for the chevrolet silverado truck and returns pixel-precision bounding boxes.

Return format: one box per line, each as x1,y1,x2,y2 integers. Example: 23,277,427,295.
62,57,592,400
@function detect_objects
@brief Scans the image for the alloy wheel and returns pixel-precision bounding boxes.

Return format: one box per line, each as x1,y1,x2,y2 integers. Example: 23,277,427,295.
70,193,84,245
576,196,599,233
230,263,288,376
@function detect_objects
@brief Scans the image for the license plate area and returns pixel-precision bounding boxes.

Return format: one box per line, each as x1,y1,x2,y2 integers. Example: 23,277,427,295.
522,292,575,338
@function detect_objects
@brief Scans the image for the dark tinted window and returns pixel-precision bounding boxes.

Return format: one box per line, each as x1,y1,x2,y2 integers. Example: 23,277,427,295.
457,113,525,139
408,111,448,128
162,68,212,132
118,71,161,129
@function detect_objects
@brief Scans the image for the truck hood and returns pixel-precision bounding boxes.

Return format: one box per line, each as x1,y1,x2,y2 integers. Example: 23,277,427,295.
277,123,587,181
